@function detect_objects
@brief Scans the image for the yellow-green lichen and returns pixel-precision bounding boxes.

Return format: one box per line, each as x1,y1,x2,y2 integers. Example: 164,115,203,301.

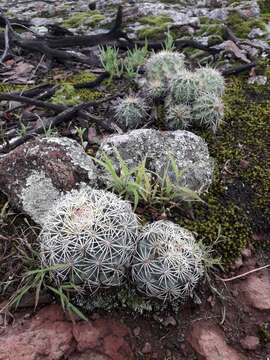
62,11,105,29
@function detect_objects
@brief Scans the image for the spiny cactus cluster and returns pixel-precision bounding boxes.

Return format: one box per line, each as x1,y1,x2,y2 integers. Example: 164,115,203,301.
145,50,185,98
39,186,207,303
132,220,205,302
113,95,148,130
113,50,225,133
39,187,139,290
167,66,224,132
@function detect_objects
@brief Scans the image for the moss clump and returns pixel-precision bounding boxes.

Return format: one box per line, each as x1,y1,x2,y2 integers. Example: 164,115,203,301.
62,10,105,29
51,84,80,106
138,15,173,40
59,71,101,102
227,11,266,37
258,0,270,14
178,195,251,265
198,17,225,39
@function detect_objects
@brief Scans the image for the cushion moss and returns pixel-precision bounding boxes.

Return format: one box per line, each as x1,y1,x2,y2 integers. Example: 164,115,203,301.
62,10,105,29
227,11,266,37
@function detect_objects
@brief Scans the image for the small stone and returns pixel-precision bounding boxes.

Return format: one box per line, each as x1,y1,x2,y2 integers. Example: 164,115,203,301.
248,28,265,39
133,327,141,336
163,316,177,327
231,256,243,270
142,342,152,354
248,76,268,86
239,273,270,310
241,248,252,258
88,1,96,10
188,320,247,360
239,160,249,169
240,336,260,351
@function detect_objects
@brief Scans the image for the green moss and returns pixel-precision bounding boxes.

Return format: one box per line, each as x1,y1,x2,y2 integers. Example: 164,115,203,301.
139,15,173,27
62,10,105,28
51,84,80,106
227,11,266,37
258,322,270,344
197,23,225,39
258,0,270,14
60,71,101,101
138,15,173,40
0,83,31,93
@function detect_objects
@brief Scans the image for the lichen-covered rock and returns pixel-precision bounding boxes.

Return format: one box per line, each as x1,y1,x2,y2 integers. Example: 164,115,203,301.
0,137,97,224
97,129,213,193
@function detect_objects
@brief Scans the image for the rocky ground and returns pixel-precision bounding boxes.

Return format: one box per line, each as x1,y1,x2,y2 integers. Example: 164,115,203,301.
0,0,270,359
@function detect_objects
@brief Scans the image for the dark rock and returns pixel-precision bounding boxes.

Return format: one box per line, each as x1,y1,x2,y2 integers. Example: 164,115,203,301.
0,137,97,224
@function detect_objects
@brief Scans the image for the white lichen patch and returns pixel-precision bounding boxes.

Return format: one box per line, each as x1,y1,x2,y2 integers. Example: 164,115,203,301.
20,170,62,225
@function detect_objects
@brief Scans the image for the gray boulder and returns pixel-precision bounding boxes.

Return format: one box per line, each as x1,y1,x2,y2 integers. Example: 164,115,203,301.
97,129,213,193
0,137,97,225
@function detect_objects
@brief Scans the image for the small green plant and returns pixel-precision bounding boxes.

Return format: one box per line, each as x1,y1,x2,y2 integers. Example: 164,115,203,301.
51,84,81,106
94,150,202,210
99,46,123,81
16,122,29,137
0,237,87,320
163,30,175,51
124,43,149,79
75,126,87,147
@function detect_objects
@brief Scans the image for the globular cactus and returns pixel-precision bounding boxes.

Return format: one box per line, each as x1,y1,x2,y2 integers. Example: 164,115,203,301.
192,92,224,133
195,66,225,97
164,99,192,130
147,78,166,99
131,220,205,302
114,95,148,130
145,50,185,98
39,187,139,290
169,70,200,105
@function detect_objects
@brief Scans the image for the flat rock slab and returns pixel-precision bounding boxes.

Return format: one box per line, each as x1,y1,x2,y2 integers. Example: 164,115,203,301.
0,137,97,224
97,129,213,193
187,320,247,360
237,272,270,310
0,304,133,360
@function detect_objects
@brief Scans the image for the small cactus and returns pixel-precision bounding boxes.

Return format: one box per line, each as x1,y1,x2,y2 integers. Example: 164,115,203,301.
114,95,148,130
147,78,167,99
195,66,225,96
164,100,192,130
169,70,200,105
192,92,224,132
39,187,139,290
145,50,185,98
132,220,205,302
